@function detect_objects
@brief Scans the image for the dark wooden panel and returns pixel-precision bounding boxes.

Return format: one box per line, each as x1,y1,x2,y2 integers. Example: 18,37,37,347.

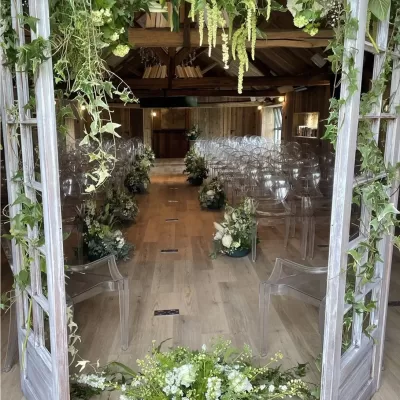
153,129,189,158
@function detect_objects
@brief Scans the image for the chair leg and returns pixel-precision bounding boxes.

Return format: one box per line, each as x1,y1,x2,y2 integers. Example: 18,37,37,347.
252,223,258,262
301,216,309,260
308,216,316,259
284,217,290,248
259,282,272,357
3,302,19,372
290,216,296,237
118,277,130,351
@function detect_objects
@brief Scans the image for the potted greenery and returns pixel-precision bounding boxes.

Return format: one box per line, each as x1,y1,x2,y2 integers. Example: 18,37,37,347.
124,146,155,193
211,197,256,258
106,188,139,223
78,200,133,262
199,177,226,210
183,148,208,186
71,339,318,399
186,124,201,147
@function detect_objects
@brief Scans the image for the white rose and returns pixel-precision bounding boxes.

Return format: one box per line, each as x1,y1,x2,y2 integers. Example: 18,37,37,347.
214,231,223,240
213,222,224,232
222,234,233,248
206,190,215,196
177,364,196,387
269,384,275,392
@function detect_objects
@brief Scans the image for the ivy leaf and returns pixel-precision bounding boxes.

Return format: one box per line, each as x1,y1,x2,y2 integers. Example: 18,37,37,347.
377,203,400,221
368,0,390,21
100,122,121,136
18,14,39,34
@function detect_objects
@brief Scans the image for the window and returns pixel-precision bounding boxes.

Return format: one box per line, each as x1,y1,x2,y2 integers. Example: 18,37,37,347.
273,106,282,142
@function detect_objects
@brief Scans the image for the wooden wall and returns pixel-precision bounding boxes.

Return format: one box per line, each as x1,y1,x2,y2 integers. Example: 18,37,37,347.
190,107,261,137
282,86,331,152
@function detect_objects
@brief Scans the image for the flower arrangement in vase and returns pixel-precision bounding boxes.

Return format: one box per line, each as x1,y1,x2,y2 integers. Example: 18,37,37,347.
71,339,318,399
212,197,256,258
183,148,208,186
78,200,133,262
185,124,201,141
199,177,226,210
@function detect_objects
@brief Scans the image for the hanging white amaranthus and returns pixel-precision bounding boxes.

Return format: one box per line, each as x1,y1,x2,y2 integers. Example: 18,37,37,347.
189,0,259,94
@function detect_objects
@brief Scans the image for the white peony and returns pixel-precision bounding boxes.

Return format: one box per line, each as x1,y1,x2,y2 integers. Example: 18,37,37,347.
222,234,233,248
213,222,224,232
227,370,252,393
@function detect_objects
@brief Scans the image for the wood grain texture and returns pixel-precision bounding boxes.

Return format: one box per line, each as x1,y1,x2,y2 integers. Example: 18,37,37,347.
2,175,399,399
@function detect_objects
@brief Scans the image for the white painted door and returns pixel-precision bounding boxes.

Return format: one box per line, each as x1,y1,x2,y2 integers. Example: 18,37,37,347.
321,1,400,399
0,1,70,398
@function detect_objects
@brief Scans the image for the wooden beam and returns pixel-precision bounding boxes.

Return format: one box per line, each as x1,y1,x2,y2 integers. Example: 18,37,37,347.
130,89,281,97
201,61,219,75
246,52,273,76
168,47,176,88
183,3,191,48
124,74,331,89
128,28,333,48
175,47,192,66
152,48,169,65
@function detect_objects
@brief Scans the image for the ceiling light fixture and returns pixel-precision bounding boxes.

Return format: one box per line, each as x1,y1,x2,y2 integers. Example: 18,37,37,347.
278,96,285,103
152,111,157,117
257,105,263,110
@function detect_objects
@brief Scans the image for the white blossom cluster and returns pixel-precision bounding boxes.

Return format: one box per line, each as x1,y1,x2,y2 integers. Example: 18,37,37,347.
76,373,107,389
162,364,197,397
206,377,222,400
91,8,112,27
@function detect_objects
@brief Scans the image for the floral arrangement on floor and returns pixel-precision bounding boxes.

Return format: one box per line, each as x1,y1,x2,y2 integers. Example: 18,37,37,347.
79,200,133,261
124,146,155,193
199,177,226,210
212,197,257,258
186,124,201,141
106,188,139,223
70,339,319,400
183,148,208,186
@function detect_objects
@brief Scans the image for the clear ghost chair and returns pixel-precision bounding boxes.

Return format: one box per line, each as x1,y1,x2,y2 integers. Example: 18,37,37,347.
259,258,327,356
251,174,294,262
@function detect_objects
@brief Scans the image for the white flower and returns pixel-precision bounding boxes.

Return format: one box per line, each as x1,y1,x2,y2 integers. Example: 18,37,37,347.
279,385,288,391
213,222,224,232
110,32,120,41
206,190,215,196
260,384,266,390
113,44,130,57
268,384,275,392
177,364,196,387
222,234,233,248
227,370,252,393
202,344,207,351
76,374,107,390
232,212,237,221
214,231,223,240
206,376,222,400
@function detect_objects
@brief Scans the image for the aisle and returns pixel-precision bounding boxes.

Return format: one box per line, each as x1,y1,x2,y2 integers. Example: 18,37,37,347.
75,176,323,374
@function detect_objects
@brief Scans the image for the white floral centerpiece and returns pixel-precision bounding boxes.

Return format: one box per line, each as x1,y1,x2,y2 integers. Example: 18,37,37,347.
124,146,155,193
71,339,319,399
199,177,226,210
212,197,256,258
183,148,208,186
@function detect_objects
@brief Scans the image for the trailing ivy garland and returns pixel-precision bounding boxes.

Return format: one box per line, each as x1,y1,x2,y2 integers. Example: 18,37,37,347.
319,0,400,351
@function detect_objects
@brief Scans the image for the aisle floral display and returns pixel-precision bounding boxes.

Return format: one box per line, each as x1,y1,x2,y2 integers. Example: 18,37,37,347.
79,200,133,261
124,146,155,193
183,148,209,186
106,188,139,223
71,339,319,399
212,197,256,258
186,124,201,141
199,177,226,210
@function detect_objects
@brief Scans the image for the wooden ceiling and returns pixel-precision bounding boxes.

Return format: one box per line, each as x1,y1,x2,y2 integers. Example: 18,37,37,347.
108,3,333,99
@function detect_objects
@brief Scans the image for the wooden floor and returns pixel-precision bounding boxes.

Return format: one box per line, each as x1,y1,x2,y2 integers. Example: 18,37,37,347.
1,175,399,399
